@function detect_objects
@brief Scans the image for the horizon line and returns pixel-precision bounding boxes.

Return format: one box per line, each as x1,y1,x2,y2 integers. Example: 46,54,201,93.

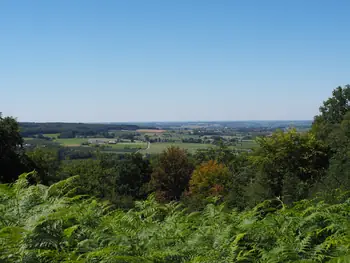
19,119,313,124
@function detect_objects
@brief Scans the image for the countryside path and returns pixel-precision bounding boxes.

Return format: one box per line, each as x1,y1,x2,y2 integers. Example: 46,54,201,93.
136,141,150,154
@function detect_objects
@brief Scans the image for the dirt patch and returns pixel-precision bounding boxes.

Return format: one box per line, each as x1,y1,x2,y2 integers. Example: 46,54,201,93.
137,129,166,133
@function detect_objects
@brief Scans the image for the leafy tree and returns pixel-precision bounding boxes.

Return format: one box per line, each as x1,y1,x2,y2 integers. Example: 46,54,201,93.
150,146,194,201
187,160,232,209
194,143,236,167
310,85,350,200
59,159,113,199
313,112,350,200
250,129,328,204
318,85,350,124
312,84,350,141
26,147,61,185
59,153,152,206
0,114,29,183
111,153,152,199
189,160,230,198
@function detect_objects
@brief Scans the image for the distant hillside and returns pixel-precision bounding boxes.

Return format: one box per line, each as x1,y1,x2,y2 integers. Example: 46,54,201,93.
19,122,141,137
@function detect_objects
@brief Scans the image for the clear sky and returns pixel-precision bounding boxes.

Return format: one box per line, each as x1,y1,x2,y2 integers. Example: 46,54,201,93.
1,0,350,122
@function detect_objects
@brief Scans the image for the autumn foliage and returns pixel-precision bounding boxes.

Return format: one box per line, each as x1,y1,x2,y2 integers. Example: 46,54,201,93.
189,160,231,198
150,146,194,201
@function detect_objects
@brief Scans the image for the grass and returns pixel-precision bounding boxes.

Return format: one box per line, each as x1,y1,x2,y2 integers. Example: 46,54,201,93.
55,138,88,146
137,129,165,133
140,140,258,154
101,143,147,154
106,142,147,149
141,143,214,154
24,136,147,150
56,138,147,150
24,135,258,155
43,133,60,138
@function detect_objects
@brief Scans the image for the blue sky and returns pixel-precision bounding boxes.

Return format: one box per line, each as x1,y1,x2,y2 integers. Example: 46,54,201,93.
1,0,349,122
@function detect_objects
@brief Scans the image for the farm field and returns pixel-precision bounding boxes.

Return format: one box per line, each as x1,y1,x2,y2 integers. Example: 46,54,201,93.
106,142,147,149
43,133,60,138
55,139,147,149
24,133,258,154
55,138,88,146
24,136,148,150
140,142,214,154
140,140,258,154
136,129,165,133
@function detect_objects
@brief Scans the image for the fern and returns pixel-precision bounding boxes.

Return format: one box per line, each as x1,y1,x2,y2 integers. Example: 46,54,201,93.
2,173,350,262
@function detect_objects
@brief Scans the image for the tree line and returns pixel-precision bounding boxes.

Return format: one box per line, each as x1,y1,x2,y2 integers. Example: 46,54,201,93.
19,122,148,137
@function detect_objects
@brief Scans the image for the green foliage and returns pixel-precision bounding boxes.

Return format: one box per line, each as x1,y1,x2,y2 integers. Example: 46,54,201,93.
193,143,236,166
60,158,111,198
20,122,140,137
26,147,61,185
6,85,350,262
2,173,350,262
59,153,152,207
0,114,30,183
312,112,350,199
317,85,350,124
250,129,328,204
311,85,350,199
112,153,152,199
312,85,350,141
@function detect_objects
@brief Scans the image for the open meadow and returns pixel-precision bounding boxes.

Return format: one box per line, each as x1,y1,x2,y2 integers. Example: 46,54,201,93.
139,140,258,154
55,138,88,146
43,133,60,138
140,142,214,154
136,129,165,133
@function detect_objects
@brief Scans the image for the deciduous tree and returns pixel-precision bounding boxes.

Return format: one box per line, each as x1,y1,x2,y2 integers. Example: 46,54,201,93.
0,114,28,183
189,160,231,198
250,129,328,204
26,148,61,185
150,146,194,201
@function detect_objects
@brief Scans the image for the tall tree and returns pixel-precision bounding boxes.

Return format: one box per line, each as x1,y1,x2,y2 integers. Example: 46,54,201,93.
313,112,350,199
189,160,231,198
113,153,152,199
193,143,237,167
150,146,194,201
310,85,350,200
186,160,239,209
312,85,350,141
26,148,61,185
59,159,112,199
250,129,328,204
0,114,28,183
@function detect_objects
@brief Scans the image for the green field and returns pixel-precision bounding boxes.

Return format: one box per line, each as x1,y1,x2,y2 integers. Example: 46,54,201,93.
23,134,258,155
140,140,258,154
43,133,60,138
105,142,147,150
55,138,88,146
140,143,214,154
